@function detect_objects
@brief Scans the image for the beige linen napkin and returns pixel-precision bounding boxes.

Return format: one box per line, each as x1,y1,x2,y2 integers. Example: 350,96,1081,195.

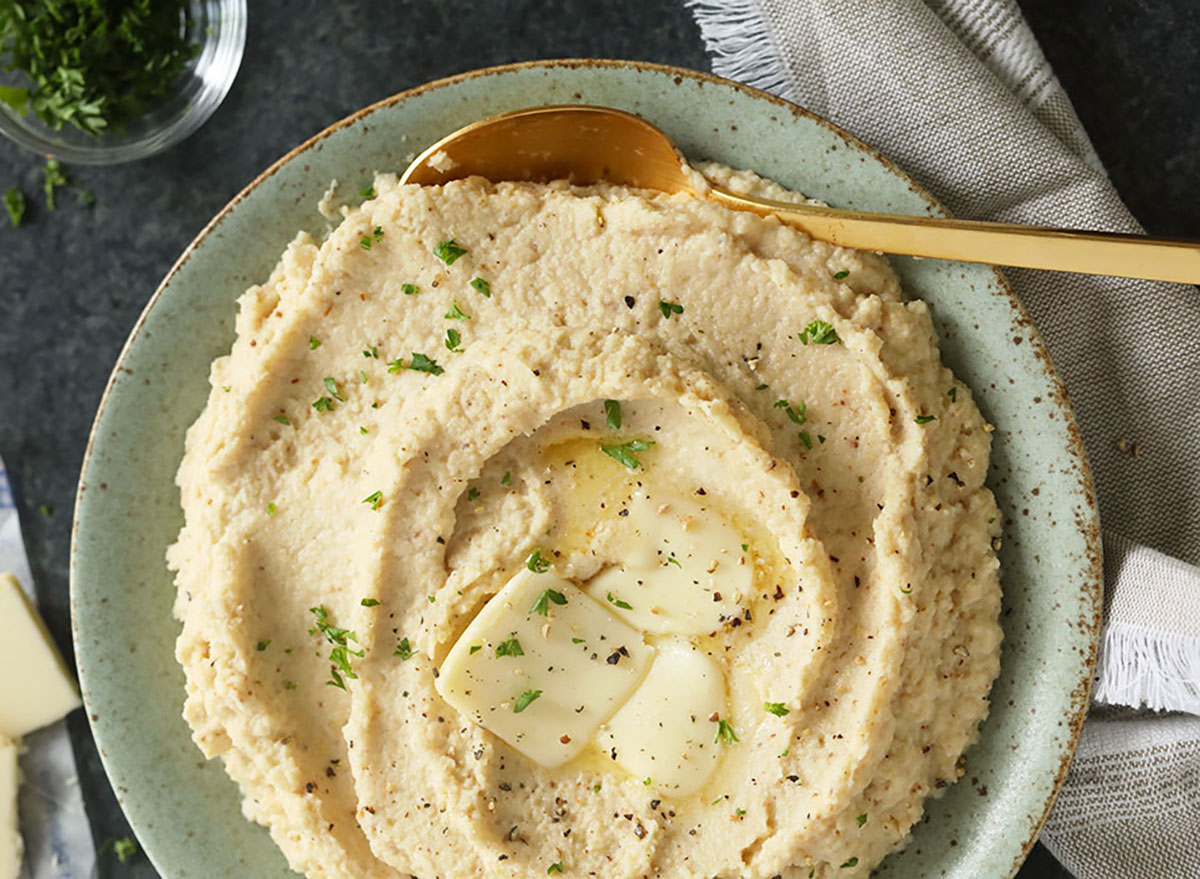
685,1,1200,876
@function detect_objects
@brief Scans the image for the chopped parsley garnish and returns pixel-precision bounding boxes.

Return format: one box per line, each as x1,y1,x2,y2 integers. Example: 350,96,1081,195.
775,399,806,425
468,644,482,655
38,503,51,517
359,425,368,434
361,598,380,607
856,813,867,827
401,283,420,295
387,353,444,375
735,807,746,817
841,858,859,869
467,487,480,502
915,414,937,424
309,606,362,689
666,555,682,568
495,634,525,657
324,377,346,401
0,2,201,136
754,382,769,391
948,387,957,402
359,186,376,198
359,226,384,250
818,435,826,444
571,637,584,644
308,335,321,350
526,549,552,574
606,591,633,610
530,587,567,616
4,188,24,226
359,369,368,384
444,299,471,320
362,490,383,510
798,431,813,449
599,438,654,469
513,689,542,713
43,159,66,210
501,471,512,485
714,718,739,745
741,543,749,552
799,319,840,345
470,277,492,297
393,637,414,660
363,345,378,359
273,415,291,425
445,328,463,352
547,863,564,875
284,680,298,690
658,299,684,318
256,640,271,651
603,399,621,430
266,502,277,516
312,396,334,411
764,701,790,717
434,238,468,265
832,269,850,280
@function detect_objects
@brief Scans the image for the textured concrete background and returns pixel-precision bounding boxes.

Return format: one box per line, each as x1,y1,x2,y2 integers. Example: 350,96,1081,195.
0,0,1193,875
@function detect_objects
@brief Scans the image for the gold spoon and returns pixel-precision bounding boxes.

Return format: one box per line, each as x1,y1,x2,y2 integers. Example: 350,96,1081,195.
400,105,1200,284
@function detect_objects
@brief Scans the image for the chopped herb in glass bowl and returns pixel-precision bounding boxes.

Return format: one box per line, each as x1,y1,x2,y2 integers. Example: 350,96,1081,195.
0,0,246,164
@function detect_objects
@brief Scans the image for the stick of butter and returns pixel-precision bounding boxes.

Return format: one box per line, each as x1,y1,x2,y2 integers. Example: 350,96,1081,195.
0,572,81,739
0,735,19,879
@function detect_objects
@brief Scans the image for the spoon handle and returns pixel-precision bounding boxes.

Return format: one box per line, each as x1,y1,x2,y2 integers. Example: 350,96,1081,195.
708,185,1200,284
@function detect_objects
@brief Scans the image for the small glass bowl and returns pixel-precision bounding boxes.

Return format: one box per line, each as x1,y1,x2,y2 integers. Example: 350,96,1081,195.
0,0,246,165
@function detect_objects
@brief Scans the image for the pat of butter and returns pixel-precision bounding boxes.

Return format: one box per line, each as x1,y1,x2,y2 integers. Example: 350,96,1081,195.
586,490,750,635
596,638,725,794
0,735,20,879
0,573,81,739
437,569,654,769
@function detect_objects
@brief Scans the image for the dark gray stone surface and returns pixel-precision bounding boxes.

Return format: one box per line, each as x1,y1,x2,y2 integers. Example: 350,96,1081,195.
0,0,1191,875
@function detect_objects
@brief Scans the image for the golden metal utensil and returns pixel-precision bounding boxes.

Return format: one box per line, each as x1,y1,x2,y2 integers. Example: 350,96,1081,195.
400,105,1200,284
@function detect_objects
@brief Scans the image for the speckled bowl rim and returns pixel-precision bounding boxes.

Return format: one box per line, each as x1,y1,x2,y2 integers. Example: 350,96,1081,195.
71,58,1102,878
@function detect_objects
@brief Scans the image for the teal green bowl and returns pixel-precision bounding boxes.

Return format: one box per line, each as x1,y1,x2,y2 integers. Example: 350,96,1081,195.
70,60,1101,878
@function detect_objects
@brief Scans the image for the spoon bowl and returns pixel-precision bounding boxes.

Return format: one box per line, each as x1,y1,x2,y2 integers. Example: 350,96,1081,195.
402,104,1200,284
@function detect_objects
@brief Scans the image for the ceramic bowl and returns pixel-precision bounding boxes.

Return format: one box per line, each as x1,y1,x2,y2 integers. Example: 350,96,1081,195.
71,59,1101,878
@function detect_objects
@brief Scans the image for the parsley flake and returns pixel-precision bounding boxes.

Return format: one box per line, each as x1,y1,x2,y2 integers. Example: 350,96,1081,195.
832,269,850,280
604,399,621,430
266,502,277,516
445,299,471,320
469,644,482,655
948,387,957,402
599,438,654,469
401,283,420,295
526,549,552,574
856,813,868,827
530,588,567,616
513,688,542,713
666,555,682,568
324,377,346,401
606,591,633,611
4,188,24,226
547,863,564,875
495,634,525,657
715,718,739,745
394,637,414,660
470,277,492,297
434,239,468,265
359,225,384,250
309,606,363,689
501,471,512,485
388,353,444,375
798,431,813,449
308,335,321,350
43,159,66,210
841,858,859,869
915,414,937,424
362,490,383,510
100,836,139,863
361,598,380,607
363,345,378,359
359,186,376,198
799,319,840,345
273,415,291,425
467,487,480,502
256,640,271,651
764,701,790,717
658,299,684,318
445,327,463,352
